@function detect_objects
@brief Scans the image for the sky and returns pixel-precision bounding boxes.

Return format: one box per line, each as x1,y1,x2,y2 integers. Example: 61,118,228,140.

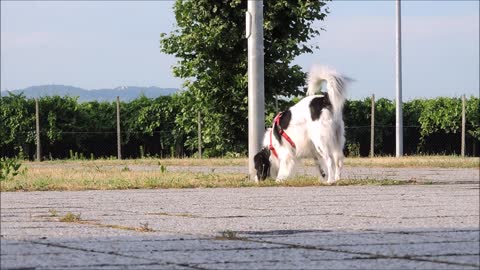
1,0,479,100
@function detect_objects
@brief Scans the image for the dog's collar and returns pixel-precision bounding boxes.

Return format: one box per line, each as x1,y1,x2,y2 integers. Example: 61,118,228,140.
269,112,296,159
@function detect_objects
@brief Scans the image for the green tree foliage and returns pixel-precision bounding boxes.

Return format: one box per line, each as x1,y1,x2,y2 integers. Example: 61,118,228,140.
416,97,479,154
160,0,329,155
465,97,480,140
0,94,35,156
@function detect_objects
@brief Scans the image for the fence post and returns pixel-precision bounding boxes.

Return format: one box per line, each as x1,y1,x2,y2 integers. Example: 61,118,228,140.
461,94,466,157
116,96,122,160
370,94,375,158
197,111,202,158
35,98,41,162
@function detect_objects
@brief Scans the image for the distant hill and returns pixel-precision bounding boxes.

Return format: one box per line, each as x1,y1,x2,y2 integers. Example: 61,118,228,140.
2,85,179,102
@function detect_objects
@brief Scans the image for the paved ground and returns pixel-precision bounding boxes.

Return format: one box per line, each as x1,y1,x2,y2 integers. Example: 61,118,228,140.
1,169,479,269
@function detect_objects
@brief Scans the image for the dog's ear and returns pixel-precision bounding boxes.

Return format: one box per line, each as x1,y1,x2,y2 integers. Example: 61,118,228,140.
254,148,270,164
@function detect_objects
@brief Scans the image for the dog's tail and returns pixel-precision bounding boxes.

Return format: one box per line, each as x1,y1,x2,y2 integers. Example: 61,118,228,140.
306,64,351,113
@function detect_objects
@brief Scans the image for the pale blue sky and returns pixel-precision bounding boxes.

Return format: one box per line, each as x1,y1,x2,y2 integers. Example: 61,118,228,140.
1,0,478,99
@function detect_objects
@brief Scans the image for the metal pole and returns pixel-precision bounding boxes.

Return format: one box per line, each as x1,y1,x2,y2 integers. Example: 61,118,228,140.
35,98,41,162
395,0,403,157
116,96,122,160
247,0,265,180
370,94,375,158
461,95,466,157
198,111,202,159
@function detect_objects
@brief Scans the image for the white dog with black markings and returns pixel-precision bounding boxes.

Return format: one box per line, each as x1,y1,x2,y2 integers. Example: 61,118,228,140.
254,65,351,183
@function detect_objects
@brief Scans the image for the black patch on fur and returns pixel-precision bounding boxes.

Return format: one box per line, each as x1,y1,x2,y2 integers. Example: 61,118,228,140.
273,110,292,144
279,110,291,129
309,95,332,121
254,148,271,181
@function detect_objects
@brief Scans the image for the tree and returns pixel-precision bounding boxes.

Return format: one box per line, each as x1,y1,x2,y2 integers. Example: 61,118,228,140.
160,0,329,155
0,93,35,157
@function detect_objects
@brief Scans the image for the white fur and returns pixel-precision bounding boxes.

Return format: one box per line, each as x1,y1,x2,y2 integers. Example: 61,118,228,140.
263,65,349,183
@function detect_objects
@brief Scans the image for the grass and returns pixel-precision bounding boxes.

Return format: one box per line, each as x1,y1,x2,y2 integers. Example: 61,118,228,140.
48,209,58,217
215,230,244,240
1,156,475,192
343,156,479,168
0,162,416,192
59,212,81,222
56,210,155,232
25,155,479,168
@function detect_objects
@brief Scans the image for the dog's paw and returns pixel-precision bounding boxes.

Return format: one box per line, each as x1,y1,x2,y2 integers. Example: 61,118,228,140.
275,177,287,183
327,179,336,185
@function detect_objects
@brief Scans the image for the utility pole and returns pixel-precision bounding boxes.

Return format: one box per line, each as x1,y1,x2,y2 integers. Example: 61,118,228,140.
246,0,265,180
461,95,466,157
395,0,403,157
370,94,375,158
116,96,122,160
35,98,41,162
198,111,202,159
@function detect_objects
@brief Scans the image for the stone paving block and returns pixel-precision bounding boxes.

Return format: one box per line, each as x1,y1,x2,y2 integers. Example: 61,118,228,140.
43,237,285,254
332,241,480,258
244,229,452,243
141,246,368,265
41,262,195,270
196,258,467,270
1,222,147,240
411,230,480,242
416,255,480,266
0,248,153,269
0,239,69,256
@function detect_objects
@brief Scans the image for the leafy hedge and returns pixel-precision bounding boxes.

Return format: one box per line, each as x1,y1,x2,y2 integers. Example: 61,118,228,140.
343,97,479,156
0,93,478,159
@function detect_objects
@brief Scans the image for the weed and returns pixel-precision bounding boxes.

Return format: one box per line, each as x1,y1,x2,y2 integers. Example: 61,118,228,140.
138,222,154,232
94,164,103,172
158,162,167,173
48,209,58,217
33,178,50,190
0,157,26,181
121,166,130,172
59,212,81,222
220,230,239,239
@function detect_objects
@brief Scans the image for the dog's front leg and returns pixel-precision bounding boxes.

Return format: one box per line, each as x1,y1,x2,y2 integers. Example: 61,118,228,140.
325,155,336,184
276,158,295,182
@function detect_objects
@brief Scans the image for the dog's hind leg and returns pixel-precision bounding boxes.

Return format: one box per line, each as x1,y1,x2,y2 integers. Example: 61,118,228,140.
333,151,344,181
313,156,327,181
309,134,334,183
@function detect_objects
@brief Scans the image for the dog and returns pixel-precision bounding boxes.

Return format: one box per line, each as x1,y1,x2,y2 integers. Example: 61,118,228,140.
254,64,350,183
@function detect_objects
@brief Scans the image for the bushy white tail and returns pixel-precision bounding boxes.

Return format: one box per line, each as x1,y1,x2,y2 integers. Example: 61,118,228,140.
306,64,351,114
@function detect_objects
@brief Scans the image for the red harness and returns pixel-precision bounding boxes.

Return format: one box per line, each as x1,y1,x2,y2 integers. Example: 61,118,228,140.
269,112,296,159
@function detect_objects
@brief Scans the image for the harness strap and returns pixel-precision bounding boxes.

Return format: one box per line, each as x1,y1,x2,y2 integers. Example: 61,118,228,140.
273,113,296,148
269,112,296,159
269,129,279,159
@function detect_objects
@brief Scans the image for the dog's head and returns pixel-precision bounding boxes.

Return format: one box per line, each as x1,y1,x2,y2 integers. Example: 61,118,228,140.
253,148,271,181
